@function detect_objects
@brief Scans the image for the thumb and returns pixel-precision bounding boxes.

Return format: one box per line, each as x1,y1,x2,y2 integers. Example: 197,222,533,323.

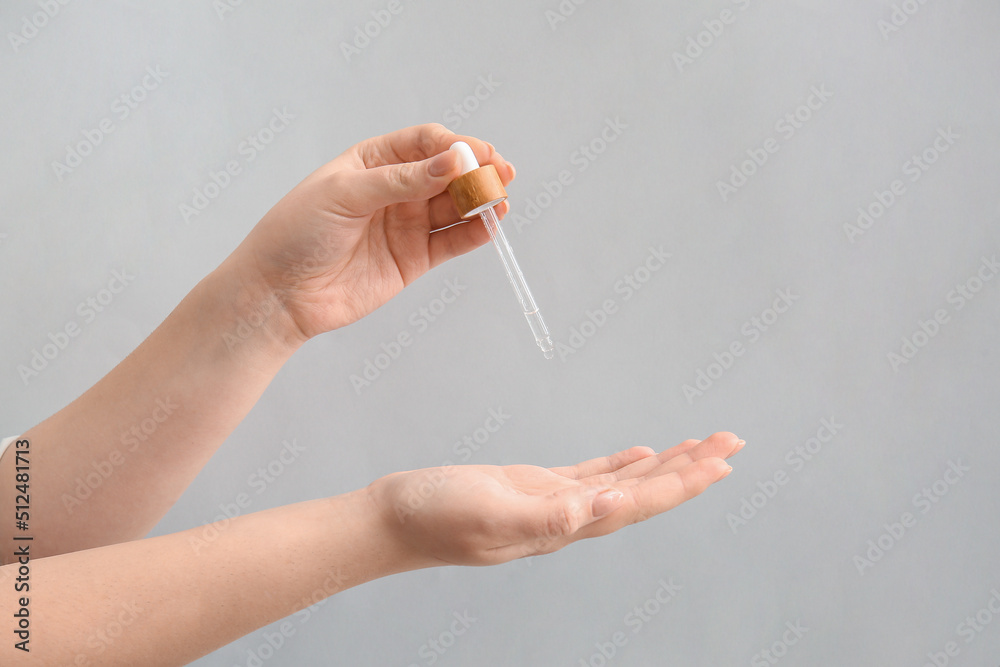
490,487,626,562
533,487,626,541
336,150,461,215
591,488,626,518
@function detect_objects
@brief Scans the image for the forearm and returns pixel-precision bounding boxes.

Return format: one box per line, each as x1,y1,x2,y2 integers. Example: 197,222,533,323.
0,487,417,666
0,254,303,560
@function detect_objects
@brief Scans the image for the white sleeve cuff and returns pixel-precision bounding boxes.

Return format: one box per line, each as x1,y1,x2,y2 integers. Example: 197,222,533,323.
0,436,17,462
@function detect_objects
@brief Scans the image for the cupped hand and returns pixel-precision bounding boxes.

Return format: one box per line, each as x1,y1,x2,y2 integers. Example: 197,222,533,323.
367,432,745,568
232,123,514,341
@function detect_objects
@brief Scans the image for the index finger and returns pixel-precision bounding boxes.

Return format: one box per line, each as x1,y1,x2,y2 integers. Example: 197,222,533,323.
549,446,657,480
355,123,512,181
581,433,744,487
574,457,733,541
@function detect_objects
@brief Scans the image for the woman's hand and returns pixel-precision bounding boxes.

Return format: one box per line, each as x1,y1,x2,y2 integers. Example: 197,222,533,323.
367,432,744,568
232,123,515,342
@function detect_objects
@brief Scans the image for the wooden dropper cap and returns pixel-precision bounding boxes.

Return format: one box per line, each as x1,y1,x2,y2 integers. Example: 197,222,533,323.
446,141,507,219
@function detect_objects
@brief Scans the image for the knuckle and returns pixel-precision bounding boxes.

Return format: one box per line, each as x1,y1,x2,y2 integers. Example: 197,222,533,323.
545,504,577,538
357,141,378,167
423,122,449,134
389,164,411,191
419,123,452,153
628,487,654,524
624,447,650,461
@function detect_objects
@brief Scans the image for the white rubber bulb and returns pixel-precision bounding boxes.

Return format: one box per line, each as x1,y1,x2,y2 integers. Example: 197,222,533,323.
449,141,480,175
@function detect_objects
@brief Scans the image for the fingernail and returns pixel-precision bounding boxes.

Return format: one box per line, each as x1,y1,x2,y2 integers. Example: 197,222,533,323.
429,151,456,177
736,439,746,448
592,489,624,517
506,161,516,180
719,465,734,480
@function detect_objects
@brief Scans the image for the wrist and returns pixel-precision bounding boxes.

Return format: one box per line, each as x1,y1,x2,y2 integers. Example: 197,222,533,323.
212,252,310,356
357,481,442,574
317,486,437,590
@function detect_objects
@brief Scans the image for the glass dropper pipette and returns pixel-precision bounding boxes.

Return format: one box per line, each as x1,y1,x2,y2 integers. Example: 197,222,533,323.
447,142,555,359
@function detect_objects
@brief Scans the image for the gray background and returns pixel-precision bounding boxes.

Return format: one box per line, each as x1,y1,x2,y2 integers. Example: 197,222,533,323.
2,0,999,665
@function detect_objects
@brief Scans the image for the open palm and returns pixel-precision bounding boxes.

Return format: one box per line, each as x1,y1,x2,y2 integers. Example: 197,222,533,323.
369,432,744,568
